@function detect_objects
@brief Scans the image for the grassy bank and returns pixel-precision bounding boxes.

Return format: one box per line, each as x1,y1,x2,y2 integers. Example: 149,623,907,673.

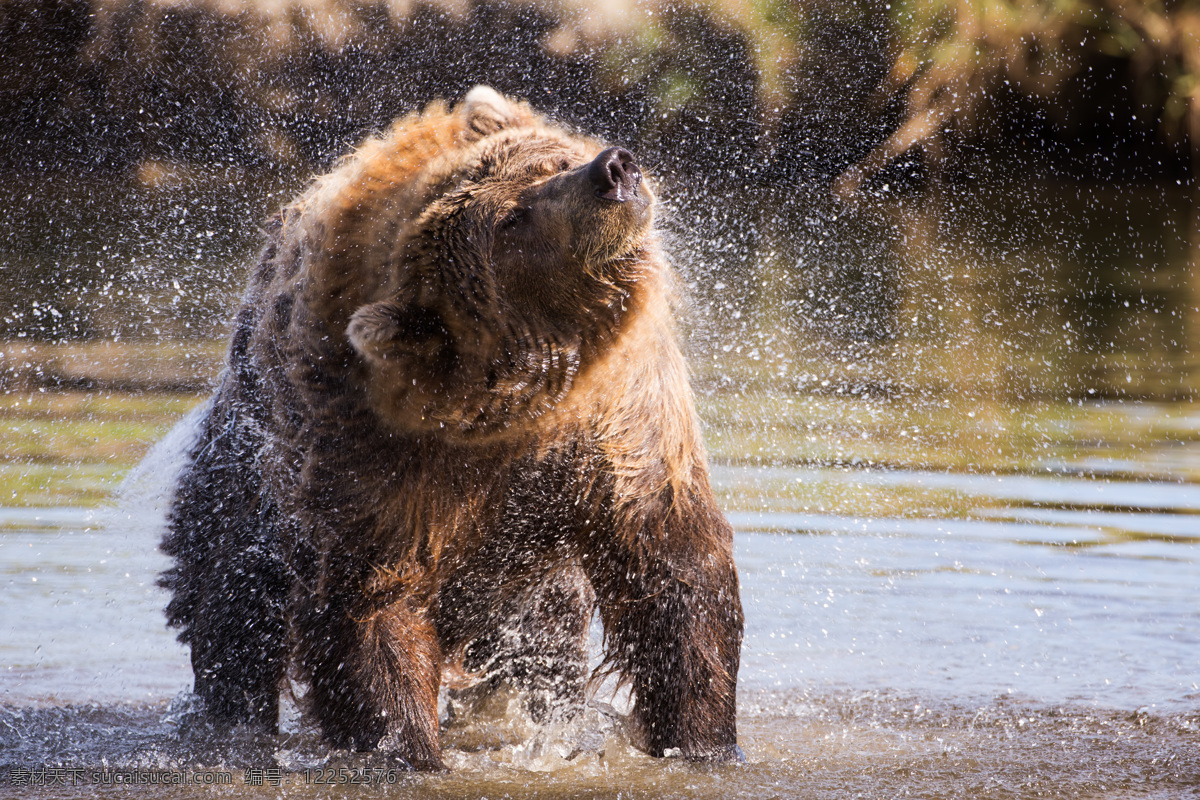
0,389,206,507
3,341,1198,510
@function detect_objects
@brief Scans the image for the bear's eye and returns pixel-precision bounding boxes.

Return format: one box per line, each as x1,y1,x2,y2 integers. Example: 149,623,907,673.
537,158,572,176
498,206,529,230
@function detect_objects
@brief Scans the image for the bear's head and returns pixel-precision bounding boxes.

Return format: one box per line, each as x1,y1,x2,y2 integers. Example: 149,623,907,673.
348,87,661,440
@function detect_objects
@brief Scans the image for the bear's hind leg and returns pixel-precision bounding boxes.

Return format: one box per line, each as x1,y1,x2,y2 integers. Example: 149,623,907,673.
161,403,290,730
187,576,288,730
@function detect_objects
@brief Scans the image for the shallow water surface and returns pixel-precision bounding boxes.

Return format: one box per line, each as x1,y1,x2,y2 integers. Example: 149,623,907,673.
1,467,1197,797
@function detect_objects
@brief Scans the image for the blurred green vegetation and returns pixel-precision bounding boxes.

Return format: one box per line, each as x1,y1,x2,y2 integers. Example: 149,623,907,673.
837,0,1200,192
1,0,1195,178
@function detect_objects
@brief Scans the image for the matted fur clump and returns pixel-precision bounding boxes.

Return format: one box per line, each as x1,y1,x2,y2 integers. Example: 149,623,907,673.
160,86,743,769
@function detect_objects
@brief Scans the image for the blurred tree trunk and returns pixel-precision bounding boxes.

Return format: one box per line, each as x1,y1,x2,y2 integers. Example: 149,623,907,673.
1190,153,1200,396
893,133,952,393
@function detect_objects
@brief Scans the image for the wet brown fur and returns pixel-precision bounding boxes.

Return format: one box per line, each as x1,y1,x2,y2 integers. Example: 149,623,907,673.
160,87,743,768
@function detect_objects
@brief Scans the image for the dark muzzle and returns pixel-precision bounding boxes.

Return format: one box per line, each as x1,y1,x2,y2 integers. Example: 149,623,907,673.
588,147,642,203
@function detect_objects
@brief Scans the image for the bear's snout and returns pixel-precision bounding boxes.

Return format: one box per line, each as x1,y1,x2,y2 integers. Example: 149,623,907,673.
588,147,642,202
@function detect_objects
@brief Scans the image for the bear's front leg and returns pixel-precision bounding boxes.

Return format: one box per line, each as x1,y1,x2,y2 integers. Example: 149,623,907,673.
297,591,444,770
583,496,744,762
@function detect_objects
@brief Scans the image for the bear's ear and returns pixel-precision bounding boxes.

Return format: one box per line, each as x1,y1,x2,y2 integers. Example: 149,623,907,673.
462,85,521,139
347,298,450,365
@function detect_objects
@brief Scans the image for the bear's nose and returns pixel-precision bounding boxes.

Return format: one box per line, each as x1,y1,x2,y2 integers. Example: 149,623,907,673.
588,147,642,202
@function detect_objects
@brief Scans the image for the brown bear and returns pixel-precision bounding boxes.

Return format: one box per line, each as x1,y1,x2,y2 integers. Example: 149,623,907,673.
160,86,743,769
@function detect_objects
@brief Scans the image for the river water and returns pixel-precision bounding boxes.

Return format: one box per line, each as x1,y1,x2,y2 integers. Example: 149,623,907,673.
2,109,1198,797
2,460,1197,797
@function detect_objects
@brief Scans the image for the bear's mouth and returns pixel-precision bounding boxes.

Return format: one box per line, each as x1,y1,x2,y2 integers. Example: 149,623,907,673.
588,147,642,203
